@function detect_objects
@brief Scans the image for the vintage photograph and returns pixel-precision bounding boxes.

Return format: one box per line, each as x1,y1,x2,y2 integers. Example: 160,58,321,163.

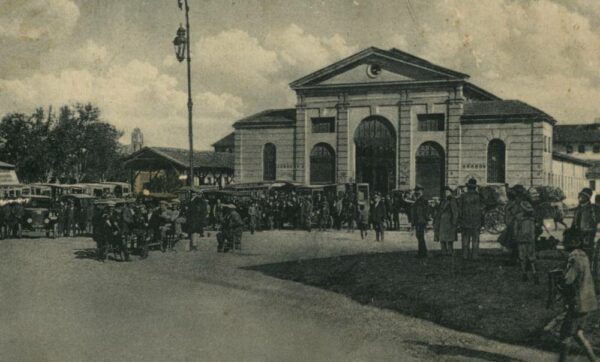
2,0,600,361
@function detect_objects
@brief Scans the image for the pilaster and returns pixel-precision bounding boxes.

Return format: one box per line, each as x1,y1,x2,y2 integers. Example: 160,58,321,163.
294,94,306,183
398,92,412,190
447,93,464,188
336,94,349,183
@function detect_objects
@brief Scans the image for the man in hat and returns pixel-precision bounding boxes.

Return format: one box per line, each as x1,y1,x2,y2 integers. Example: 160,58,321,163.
558,235,598,362
217,204,244,252
411,185,430,258
371,192,387,241
458,178,483,260
571,187,597,267
506,184,539,283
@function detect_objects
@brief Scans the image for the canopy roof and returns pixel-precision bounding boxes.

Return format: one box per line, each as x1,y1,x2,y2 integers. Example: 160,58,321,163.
123,147,234,172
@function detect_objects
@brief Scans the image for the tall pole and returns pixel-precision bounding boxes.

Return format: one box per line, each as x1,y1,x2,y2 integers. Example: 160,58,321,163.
184,0,194,186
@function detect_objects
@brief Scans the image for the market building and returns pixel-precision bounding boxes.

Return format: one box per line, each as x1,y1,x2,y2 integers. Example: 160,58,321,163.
231,47,587,199
123,147,234,193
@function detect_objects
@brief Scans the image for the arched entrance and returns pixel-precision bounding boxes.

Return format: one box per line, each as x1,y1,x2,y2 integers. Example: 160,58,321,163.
416,142,445,200
354,116,396,194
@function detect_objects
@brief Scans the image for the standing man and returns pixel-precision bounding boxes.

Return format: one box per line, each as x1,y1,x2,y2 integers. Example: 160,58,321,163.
459,178,483,260
247,201,257,235
571,187,597,272
188,195,207,251
371,192,387,241
303,196,313,232
411,185,429,258
558,236,598,362
217,204,244,252
508,185,538,283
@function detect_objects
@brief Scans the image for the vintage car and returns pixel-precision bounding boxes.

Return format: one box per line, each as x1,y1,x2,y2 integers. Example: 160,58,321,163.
22,195,56,235
100,182,132,198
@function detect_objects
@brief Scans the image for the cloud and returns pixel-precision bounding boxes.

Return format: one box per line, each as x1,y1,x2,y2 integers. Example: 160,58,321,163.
266,24,358,74
0,0,80,42
0,45,245,150
390,0,600,122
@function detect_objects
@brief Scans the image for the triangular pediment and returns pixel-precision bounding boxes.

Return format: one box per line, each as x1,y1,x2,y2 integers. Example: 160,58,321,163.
320,64,414,84
290,47,469,89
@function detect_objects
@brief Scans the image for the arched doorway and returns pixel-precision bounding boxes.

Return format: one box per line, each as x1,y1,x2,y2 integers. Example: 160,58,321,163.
416,142,445,200
310,143,335,184
354,116,396,194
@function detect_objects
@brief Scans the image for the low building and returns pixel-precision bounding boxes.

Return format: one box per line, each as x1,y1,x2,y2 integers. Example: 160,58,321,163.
549,152,591,204
123,147,234,193
230,46,584,200
212,132,234,153
554,123,600,198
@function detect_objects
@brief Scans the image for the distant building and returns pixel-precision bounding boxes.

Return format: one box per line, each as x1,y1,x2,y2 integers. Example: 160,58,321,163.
123,146,234,193
212,132,234,153
554,122,600,198
132,128,144,152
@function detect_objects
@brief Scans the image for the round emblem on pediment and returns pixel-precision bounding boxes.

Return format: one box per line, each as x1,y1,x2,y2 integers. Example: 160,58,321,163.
366,64,382,78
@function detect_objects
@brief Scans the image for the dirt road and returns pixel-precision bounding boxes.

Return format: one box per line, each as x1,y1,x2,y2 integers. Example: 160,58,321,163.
0,231,554,361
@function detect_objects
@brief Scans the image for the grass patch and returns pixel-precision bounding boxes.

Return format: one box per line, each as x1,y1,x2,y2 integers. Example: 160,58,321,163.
247,249,600,351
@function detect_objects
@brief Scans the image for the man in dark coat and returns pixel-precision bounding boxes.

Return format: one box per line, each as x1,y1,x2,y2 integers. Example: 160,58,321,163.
217,204,244,252
458,178,483,260
411,185,430,258
571,188,597,266
507,185,538,283
371,192,387,241
188,195,207,250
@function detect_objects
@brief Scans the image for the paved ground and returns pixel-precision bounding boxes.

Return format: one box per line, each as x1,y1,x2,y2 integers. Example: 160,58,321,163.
0,229,558,361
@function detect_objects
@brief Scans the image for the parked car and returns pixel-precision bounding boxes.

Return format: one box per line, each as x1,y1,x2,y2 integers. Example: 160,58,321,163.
22,195,56,236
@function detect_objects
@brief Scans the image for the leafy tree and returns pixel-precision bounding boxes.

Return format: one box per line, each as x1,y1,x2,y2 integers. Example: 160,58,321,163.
0,109,51,182
0,103,125,183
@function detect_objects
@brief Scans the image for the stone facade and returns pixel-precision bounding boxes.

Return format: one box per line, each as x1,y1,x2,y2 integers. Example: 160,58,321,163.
232,47,584,198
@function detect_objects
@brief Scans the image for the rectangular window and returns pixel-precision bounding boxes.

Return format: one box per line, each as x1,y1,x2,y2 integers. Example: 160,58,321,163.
543,136,548,152
311,117,335,133
594,144,600,153
417,113,445,131
591,180,596,191
566,145,573,154
578,144,586,153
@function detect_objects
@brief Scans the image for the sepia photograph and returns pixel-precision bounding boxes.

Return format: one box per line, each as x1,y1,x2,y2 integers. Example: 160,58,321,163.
2,0,600,361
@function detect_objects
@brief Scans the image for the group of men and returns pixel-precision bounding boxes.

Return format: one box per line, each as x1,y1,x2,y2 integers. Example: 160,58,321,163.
92,199,185,261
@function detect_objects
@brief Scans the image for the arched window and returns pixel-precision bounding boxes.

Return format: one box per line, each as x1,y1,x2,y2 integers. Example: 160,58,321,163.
263,143,276,181
487,139,506,184
310,143,335,184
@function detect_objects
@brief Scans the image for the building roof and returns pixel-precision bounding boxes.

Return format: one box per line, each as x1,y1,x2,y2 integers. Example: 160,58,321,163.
233,108,296,129
290,47,470,89
211,132,235,148
462,100,556,123
123,147,234,171
552,151,592,167
554,124,600,143
0,161,15,170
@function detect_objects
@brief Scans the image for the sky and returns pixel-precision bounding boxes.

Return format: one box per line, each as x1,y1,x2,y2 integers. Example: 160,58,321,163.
1,0,600,149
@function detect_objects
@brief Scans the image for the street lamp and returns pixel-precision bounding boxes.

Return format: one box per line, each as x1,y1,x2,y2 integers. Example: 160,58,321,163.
174,0,194,186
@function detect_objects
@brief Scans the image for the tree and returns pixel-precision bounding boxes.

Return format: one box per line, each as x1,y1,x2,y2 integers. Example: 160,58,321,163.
0,103,124,183
0,109,51,183
48,103,124,183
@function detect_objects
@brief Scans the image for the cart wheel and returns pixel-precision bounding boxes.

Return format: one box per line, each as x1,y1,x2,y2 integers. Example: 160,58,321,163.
484,208,506,235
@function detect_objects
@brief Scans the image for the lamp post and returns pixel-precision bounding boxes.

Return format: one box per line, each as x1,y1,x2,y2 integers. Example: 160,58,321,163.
173,0,194,186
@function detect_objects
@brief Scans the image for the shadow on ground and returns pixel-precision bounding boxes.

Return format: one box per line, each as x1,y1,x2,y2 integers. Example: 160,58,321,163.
245,249,599,353
407,340,522,362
